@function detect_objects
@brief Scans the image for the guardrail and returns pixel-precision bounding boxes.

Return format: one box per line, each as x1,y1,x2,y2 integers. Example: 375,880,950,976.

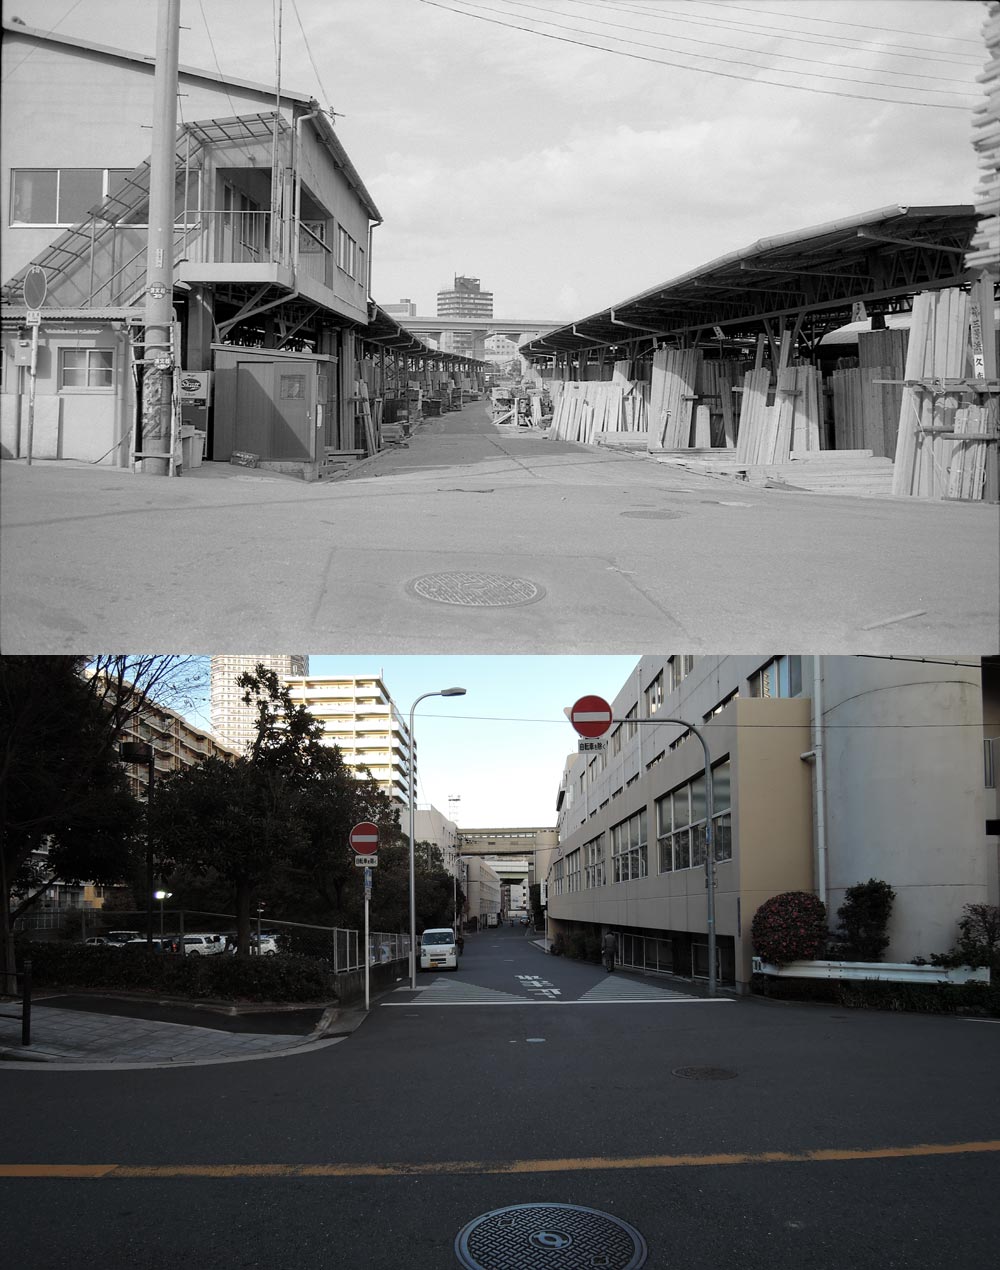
752,957,990,985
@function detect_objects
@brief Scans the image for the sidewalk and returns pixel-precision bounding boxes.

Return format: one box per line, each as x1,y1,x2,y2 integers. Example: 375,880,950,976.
0,993,369,1069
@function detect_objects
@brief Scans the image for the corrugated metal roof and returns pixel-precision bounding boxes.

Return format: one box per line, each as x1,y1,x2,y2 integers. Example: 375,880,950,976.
523,205,979,356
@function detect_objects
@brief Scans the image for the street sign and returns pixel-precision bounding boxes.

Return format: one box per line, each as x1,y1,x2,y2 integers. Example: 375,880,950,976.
25,311,41,327
569,695,613,738
578,738,607,753
354,854,378,867
349,821,379,853
22,265,47,310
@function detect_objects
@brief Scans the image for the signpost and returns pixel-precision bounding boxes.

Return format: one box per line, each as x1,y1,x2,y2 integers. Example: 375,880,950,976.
350,822,379,1009
21,266,46,467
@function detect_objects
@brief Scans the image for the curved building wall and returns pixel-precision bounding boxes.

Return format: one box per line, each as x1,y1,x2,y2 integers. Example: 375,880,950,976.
821,658,987,960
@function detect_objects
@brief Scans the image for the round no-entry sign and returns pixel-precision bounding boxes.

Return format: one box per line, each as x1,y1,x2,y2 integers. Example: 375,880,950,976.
569,695,613,738
349,821,379,853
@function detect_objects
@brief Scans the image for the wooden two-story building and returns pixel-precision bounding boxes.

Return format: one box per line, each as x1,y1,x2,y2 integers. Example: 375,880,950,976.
1,19,472,477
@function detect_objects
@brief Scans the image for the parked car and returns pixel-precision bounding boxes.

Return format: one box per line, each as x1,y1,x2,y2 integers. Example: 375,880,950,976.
179,933,226,956
101,930,141,946
82,936,111,947
123,937,171,952
251,933,278,955
419,928,459,972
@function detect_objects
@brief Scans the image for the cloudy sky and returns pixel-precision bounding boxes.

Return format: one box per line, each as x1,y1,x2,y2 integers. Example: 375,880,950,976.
5,0,985,320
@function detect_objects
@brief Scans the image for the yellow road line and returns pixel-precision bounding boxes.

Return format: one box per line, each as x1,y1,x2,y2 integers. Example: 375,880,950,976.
2,1141,999,1179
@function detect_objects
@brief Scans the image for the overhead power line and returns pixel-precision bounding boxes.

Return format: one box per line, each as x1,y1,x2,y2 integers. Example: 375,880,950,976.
669,0,985,50
418,0,976,108
517,0,979,89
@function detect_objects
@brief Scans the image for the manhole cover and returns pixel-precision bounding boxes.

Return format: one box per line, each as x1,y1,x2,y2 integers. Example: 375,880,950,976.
456,1204,647,1269
672,1065,738,1080
407,571,545,608
619,510,683,520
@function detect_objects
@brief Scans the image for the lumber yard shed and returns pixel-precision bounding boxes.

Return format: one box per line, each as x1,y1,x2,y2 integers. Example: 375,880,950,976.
520,206,997,501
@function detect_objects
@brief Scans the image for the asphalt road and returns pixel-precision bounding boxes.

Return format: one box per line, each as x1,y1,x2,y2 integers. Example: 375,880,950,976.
2,927,998,1269
2,403,997,653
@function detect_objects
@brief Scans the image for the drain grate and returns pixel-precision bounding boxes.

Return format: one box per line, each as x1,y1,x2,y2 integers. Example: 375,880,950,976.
407,571,545,608
455,1204,647,1269
672,1065,738,1080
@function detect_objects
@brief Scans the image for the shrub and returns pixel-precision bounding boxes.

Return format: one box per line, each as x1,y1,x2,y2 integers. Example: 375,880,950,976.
751,974,1000,1018
13,940,334,1002
929,903,1000,973
828,879,895,961
750,891,828,966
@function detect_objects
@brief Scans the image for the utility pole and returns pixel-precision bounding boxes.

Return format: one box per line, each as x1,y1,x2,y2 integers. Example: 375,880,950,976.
138,0,180,476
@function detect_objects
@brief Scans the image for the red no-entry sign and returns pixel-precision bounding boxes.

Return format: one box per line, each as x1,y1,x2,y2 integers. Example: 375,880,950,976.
569,695,613,738
349,822,379,853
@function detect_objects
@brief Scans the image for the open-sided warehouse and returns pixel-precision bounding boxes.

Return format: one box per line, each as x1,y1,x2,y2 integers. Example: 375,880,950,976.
521,206,997,501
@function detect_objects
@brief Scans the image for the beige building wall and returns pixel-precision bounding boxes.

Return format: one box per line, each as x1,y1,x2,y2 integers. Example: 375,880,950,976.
548,655,992,989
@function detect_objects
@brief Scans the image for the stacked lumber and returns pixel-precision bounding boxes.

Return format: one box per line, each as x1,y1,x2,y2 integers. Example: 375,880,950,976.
967,2,1000,270
698,359,745,447
549,380,644,443
734,365,823,464
355,382,379,455
831,365,895,456
734,368,772,463
647,348,702,449
947,403,992,499
891,289,974,497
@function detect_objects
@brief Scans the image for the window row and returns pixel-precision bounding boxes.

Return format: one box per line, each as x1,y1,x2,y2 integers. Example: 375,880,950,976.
655,759,733,873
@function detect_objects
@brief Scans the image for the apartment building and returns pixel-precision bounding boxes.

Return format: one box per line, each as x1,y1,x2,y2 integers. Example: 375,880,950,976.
550,655,998,991
436,274,492,357
284,674,413,805
22,683,241,933
209,655,309,755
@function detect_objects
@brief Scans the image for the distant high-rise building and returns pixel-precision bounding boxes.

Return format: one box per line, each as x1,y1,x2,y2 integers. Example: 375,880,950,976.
210,655,309,754
384,298,417,320
284,674,414,804
437,275,493,356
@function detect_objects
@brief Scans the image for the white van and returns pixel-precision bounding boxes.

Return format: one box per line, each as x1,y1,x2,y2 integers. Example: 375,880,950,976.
419,928,459,971
180,933,226,956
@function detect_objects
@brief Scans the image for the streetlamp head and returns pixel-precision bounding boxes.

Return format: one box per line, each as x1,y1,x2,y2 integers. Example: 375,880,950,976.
153,890,172,901
440,687,466,697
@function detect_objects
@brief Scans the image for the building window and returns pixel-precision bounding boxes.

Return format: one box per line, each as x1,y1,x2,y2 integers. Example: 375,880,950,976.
566,849,582,892
299,220,328,253
337,226,357,277
624,705,638,741
611,808,647,883
10,167,131,226
552,858,564,896
986,737,998,789
749,656,803,699
705,688,738,721
644,672,664,716
584,835,605,888
59,347,114,390
656,758,731,873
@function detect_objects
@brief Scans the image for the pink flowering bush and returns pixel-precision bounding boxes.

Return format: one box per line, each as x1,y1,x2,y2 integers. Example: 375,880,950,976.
751,891,828,966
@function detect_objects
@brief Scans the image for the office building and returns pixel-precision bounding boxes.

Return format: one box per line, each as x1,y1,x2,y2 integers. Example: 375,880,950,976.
210,655,309,754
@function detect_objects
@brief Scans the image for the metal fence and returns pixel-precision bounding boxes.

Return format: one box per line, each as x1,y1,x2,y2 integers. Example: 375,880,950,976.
15,907,411,972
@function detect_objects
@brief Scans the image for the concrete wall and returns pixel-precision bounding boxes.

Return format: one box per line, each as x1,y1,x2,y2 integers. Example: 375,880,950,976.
821,658,989,961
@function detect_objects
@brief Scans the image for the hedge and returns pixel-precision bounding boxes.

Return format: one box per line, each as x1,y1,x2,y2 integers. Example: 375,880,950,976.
752,973,1000,1018
14,941,336,1003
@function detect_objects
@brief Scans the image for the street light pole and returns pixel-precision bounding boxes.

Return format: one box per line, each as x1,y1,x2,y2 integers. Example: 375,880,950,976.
121,740,156,948
408,687,467,990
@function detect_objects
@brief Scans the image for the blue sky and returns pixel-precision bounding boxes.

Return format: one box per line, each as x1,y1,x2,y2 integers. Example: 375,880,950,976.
186,654,640,825
9,0,984,319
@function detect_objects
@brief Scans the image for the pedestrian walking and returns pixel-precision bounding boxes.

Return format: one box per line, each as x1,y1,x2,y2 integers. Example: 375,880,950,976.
602,930,617,973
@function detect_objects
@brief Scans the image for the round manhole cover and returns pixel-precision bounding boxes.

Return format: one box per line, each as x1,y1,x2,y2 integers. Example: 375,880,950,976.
407,571,545,608
456,1204,647,1269
672,1065,738,1080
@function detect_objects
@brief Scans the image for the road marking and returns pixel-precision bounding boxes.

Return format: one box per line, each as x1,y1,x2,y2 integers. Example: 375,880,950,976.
382,998,731,1007
3,1141,999,1180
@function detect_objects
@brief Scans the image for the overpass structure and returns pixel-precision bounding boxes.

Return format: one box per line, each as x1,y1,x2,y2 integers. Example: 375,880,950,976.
395,314,563,359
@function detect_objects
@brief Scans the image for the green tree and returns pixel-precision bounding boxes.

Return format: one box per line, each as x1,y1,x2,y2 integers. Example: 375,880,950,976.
1,655,200,992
